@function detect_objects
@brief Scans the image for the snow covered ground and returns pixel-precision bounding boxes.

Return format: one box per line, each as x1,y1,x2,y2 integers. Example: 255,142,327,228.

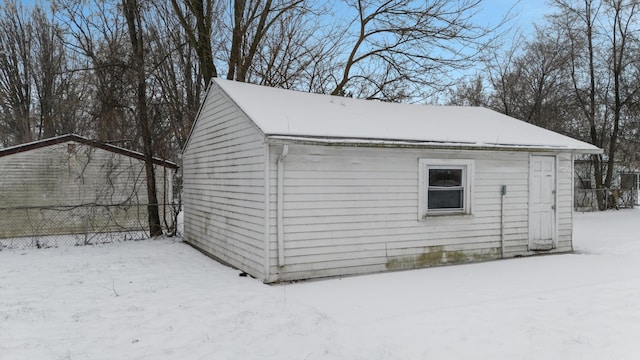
1,209,639,359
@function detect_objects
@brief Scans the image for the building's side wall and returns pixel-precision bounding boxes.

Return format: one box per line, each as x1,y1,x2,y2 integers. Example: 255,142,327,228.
574,158,638,210
268,145,573,281
574,157,637,190
182,85,266,279
557,153,574,251
0,142,173,238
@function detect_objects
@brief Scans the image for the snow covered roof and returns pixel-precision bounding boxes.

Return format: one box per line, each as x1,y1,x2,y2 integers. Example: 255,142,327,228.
214,79,601,153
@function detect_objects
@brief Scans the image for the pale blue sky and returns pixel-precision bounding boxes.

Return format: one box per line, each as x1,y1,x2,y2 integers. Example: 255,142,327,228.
478,0,549,35
18,0,550,35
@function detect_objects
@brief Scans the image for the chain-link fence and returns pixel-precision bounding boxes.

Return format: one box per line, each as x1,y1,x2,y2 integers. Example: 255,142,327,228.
0,203,180,249
574,188,637,212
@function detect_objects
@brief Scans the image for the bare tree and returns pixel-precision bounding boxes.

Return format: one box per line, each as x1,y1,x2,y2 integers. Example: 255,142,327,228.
149,3,204,152
227,0,306,82
245,3,328,90
328,0,502,100
604,0,640,190
550,0,640,209
170,0,220,86
0,1,33,146
30,6,75,139
166,0,509,102
122,0,163,237
552,0,604,206
487,27,575,133
446,74,489,106
485,34,524,117
57,0,133,143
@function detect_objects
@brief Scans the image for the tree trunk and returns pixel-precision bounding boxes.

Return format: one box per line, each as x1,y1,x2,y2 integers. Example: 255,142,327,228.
123,0,163,237
170,0,217,85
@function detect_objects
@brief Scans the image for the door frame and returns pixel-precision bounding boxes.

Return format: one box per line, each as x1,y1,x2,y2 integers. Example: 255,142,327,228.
528,154,559,250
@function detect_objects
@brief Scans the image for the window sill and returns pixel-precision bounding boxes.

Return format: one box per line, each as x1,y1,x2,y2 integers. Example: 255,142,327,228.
419,212,473,221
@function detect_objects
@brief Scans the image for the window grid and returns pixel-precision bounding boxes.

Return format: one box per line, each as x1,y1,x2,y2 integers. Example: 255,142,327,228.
418,159,474,219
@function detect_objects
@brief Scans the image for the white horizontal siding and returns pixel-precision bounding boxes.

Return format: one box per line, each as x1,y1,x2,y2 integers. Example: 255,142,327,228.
556,153,574,251
0,142,173,238
182,85,266,279
268,145,575,281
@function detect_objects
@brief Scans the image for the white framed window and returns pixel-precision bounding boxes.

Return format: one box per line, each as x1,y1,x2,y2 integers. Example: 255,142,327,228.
418,159,474,219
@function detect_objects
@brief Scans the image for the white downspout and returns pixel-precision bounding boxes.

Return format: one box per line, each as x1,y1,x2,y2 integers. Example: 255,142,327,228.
263,143,271,281
500,185,507,258
277,144,289,267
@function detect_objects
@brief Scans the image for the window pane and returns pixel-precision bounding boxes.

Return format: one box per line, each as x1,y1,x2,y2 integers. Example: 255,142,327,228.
429,169,462,187
428,189,463,209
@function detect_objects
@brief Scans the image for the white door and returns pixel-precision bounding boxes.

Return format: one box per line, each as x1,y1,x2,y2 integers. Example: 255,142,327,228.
529,155,556,250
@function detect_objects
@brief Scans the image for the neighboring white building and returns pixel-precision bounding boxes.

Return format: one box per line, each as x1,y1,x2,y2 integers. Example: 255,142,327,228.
0,134,177,240
574,155,640,209
182,79,601,282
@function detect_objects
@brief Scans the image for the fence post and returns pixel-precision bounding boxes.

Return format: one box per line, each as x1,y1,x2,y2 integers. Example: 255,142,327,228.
84,213,89,245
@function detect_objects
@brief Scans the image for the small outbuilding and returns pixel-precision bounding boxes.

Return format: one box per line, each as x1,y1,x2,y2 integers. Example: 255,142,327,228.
0,134,177,241
182,79,601,282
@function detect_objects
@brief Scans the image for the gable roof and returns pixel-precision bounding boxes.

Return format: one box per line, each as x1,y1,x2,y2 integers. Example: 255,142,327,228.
0,134,178,169
212,78,601,153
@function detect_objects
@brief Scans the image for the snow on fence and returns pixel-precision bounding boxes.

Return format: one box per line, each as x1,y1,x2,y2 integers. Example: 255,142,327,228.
574,188,637,212
0,203,180,249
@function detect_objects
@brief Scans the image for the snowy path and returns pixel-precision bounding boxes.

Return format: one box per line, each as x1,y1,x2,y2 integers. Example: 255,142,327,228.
1,209,640,359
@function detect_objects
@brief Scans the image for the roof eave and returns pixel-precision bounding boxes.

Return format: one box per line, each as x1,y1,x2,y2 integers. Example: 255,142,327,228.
0,134,179,169
266,135,603,154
